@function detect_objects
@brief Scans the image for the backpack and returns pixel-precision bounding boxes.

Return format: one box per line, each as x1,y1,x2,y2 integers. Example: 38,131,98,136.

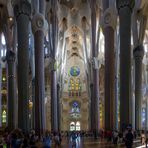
43,137,51,147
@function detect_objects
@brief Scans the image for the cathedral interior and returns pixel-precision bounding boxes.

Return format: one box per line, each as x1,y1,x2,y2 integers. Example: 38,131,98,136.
0,0,147,137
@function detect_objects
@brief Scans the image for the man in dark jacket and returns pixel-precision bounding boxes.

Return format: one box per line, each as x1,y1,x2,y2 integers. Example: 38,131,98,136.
125,129,133,148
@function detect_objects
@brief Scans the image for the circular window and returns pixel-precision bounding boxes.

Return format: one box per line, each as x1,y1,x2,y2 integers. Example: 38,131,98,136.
70,66,80,77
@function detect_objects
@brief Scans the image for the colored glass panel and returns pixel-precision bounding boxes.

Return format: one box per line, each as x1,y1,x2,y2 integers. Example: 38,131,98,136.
70,66,80,76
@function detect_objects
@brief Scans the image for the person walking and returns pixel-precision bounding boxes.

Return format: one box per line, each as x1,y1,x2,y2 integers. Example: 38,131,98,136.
141,130,146,145
125,129,134,148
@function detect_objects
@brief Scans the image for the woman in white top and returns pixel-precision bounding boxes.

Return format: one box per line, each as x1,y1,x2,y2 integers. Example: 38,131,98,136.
141,131,146,145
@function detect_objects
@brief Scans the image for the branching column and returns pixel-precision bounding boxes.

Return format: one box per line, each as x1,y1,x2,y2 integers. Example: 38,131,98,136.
32,78,35,129
6,50,16,131
90,0,99,135
51,0,58,132
116,0,134,130
14,1,31,131
90,83,93,130
132,10,147,130
82,18,93,130
103,7,116,130
0,40,2,127
146,97,148,130
134,45,144,130
32,13,47,136
57,83,60,131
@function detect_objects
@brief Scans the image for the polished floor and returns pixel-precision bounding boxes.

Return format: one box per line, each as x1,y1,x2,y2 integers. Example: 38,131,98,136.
51,137,143,148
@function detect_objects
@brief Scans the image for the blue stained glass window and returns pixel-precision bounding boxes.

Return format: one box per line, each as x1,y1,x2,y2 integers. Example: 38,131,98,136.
70,66,80,76
71,101,80,113
72,101,78,107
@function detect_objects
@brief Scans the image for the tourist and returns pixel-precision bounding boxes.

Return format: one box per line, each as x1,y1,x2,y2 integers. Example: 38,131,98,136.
43,132,51,148
54,132,60,147
141,130,146,145
71,132,77,148
112,130,118,144
125,129,133,148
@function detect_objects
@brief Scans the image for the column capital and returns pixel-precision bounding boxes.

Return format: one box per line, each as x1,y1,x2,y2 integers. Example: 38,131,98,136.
49,58,58,71
90,0,97,10
32,13,48,35
91,57,99,70
102,8,117,30
116,0,135,12
133,45,144,59
14,0,31,19
6,50,16,62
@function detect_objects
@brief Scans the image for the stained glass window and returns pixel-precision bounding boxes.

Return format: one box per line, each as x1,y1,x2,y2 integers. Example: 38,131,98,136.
70,66,80,77
76,122,80,131
70,101,80,118
68,78,82,97
2,110,6,123
73,101,78,107
70,122,75,131
70,121,81,131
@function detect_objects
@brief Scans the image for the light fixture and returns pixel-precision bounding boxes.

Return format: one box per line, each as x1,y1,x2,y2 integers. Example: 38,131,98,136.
2,77,6,81
29,100,33,109
8,17,13,21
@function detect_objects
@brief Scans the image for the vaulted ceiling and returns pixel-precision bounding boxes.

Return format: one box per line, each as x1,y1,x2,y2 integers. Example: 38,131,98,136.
0,0,147,90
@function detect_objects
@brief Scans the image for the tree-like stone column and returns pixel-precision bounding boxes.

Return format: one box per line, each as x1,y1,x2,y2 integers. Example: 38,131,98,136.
14,0,31,131
57,83,60,131
32,13,47,136
133,45,144,130
102,2,117,130
0,39,2,127
132,8,147,130
116,0,134,130
90,0,99,137
50,0,58,132
6,50,16,131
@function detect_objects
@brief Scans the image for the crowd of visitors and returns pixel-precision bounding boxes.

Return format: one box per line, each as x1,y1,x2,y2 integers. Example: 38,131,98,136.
0,129,60,148
0,127,147,147
100,128,148,148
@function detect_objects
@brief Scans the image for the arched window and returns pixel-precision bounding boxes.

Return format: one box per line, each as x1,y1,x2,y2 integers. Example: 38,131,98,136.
1,33,6,58
2,110,6,123
70,122,75,131
1,33,6,45
142,108,146,128
71,102,80,112
76,121,80,131
68,78,74,96
75,78,81,96
68,77,82,97
70,101,80,118
70,121,81,131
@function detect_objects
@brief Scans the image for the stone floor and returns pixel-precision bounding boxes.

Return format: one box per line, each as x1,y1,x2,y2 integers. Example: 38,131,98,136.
51,137,143,148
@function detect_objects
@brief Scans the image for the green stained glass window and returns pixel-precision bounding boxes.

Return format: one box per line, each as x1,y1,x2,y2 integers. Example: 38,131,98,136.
2,110,6,123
